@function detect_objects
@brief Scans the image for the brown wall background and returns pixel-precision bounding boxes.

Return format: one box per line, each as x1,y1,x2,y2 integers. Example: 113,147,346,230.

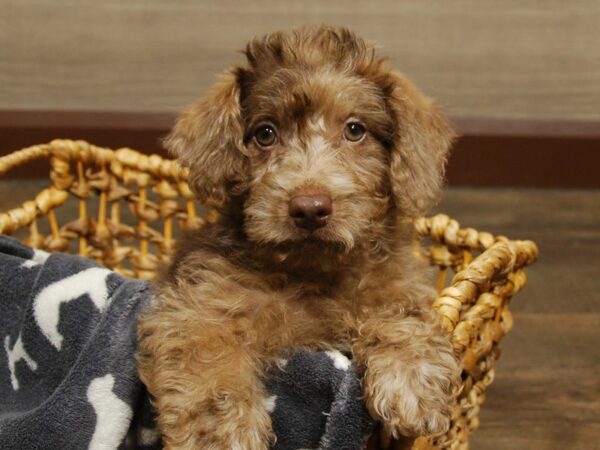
1,1,599,185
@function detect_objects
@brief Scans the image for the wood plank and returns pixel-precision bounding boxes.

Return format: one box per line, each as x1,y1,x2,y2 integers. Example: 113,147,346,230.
471,313,600,450
1,1,599,120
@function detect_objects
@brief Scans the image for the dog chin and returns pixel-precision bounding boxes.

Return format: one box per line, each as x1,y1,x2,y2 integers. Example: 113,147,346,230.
272,238,348,259
276,231,355,255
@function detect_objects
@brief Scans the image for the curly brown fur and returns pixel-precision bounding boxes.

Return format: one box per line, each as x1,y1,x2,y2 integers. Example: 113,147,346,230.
137,25,460,450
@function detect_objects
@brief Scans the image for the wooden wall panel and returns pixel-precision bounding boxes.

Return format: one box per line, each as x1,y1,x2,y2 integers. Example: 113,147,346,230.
1,0,600,121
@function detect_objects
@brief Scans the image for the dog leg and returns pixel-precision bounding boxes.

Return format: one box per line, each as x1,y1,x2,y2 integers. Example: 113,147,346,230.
138,309,273,450
353,307,460,439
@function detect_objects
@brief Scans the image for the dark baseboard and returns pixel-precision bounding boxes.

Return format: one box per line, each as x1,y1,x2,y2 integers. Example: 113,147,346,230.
1,110,599,187
447,135,599,188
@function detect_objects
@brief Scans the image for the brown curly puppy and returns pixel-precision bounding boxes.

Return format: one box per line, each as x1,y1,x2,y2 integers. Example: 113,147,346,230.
137,25,460,450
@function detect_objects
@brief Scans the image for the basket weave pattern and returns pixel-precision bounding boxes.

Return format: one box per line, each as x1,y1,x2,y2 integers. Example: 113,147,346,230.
0,140,538,450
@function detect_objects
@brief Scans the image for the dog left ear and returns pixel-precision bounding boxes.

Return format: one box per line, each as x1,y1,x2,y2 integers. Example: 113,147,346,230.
164,70,249,209
385,72,455,217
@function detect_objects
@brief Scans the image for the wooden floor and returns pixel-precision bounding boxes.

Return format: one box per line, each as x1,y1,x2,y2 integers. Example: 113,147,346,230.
1,184,599,450
434,189,600,450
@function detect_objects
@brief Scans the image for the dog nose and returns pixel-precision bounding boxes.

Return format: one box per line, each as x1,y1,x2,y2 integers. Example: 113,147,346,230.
288,195,333,230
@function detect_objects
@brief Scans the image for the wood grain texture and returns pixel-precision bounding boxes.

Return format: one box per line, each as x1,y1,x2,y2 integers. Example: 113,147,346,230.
470,314,600,450
1,0,600,121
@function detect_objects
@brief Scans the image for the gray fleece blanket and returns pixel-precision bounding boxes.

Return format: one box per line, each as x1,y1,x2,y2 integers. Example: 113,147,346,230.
0,235,373,449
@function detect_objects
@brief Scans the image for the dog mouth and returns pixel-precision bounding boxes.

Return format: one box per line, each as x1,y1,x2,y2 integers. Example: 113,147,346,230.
271,236,348,257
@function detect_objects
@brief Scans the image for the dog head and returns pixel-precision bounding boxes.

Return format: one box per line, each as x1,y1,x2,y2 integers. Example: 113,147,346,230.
166,26,454,254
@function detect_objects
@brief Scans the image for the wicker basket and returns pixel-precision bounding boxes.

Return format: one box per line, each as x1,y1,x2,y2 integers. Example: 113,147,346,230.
0,140,538,450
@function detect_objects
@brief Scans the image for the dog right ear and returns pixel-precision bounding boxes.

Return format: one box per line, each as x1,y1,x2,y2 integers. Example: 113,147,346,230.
164,70,249,208
383,71,455,218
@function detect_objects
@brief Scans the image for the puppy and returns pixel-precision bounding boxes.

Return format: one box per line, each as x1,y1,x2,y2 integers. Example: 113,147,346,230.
137,25,460,450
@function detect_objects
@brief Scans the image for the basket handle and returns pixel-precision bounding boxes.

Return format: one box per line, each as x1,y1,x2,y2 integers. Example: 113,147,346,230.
433,239,538,332
0,143,52,177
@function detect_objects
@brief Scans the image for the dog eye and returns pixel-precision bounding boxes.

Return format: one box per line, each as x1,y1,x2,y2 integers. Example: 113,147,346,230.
344,122,366,142
254,125,277,147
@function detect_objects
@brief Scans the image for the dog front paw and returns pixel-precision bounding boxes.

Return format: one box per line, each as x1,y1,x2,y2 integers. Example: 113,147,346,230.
363,354,459,438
